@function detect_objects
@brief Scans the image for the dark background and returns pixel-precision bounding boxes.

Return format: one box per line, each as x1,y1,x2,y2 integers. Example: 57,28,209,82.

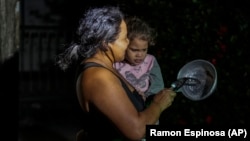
15,0,250,140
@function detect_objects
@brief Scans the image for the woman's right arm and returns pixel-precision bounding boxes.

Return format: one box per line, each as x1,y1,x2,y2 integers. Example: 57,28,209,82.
81,68,176,140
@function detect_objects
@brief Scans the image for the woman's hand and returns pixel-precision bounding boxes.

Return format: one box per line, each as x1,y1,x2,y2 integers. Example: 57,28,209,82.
152,88,177,112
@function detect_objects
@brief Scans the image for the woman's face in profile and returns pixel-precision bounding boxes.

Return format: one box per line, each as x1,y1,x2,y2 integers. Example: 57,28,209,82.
109,20,129,62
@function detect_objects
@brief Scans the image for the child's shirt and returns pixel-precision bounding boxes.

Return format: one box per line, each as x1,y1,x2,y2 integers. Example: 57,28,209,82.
114,54,164,97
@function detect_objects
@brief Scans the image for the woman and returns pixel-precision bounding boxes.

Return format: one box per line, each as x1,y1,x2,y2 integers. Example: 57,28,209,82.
56,6,176,140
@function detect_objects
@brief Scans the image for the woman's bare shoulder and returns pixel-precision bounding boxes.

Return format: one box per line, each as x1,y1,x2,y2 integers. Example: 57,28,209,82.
80,67,122,94
83,67,119,82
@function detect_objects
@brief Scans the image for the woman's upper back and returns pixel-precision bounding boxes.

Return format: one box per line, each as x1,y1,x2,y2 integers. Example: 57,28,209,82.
76,62,145,112
76,62,145,140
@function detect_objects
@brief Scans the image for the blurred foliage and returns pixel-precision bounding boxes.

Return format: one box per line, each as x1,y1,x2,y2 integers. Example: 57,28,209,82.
118,0,250,125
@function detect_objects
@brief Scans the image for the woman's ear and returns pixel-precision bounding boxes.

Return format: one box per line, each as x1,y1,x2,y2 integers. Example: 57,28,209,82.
107,42,114,49
101,41,109,51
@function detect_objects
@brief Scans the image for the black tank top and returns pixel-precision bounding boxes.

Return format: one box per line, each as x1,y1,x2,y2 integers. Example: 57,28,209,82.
76,62,145,140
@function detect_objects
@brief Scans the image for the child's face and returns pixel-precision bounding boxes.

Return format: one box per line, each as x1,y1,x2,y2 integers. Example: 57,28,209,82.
125,37,148,66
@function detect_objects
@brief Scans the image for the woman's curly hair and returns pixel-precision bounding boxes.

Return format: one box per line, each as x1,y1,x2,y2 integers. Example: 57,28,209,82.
56,6,124,71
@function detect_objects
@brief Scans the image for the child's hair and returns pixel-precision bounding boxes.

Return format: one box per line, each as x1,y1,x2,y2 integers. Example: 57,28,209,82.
125,16,157,46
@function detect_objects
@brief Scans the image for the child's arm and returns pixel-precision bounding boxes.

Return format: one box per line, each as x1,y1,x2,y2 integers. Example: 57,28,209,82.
145,57,165,97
